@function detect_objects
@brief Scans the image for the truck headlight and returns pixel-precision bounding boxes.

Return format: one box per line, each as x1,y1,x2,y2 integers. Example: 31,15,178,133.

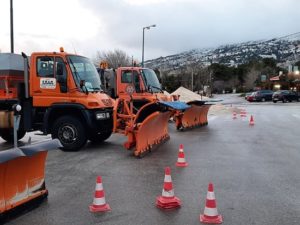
96,112,110,120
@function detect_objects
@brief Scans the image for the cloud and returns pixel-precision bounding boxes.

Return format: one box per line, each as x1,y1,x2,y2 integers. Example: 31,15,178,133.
1,0,300,61
0,0,102,54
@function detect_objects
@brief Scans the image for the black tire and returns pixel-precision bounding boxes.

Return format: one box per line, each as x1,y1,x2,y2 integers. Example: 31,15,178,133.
89,131,112,143
1,129,26,143
51,116,87,151
261,97,265,102
273,100,277,103
282,98,287,103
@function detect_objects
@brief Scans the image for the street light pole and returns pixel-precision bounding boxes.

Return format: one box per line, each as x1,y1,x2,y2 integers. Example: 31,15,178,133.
10,0,14,53
142,24,156,67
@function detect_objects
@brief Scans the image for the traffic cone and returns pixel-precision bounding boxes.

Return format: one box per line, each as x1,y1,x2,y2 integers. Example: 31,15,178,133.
240,109,247,117
249,115,254,126
156,167,181,209
232,111,237,119
176,144,188,167
200,183,223,224
89,176,111,212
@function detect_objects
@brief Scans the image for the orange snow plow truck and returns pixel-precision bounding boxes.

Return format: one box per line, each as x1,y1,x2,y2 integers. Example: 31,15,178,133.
0,49,189,157
105,67,212,131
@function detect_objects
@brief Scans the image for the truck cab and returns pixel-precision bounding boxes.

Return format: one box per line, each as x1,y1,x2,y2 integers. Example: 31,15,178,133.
0,49,114,150
108,67,170,110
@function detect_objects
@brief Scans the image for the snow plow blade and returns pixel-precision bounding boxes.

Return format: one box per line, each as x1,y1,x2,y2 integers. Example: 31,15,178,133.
133,101,189,157
134,110,171,157
0,139,61,217
175,100,212,130
114,100,190,157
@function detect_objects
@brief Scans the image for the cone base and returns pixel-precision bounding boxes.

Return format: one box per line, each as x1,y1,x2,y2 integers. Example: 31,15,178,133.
156,196,181,209
89,203,111,212
200,214,223,224
249,122,254,126
176,162,188,167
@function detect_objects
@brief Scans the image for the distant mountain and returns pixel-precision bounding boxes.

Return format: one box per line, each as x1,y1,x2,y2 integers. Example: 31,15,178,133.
145,32,300,71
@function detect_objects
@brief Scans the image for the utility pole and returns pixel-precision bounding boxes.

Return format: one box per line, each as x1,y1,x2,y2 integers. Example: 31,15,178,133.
142,24,156,67
10,0,14,53
191,68,194,92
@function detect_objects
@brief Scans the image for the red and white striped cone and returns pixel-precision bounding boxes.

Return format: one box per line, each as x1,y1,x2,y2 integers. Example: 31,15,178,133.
156,167,181,209
200,183,223,224
89,176,111,212
176,144,188,167
249,115,255,126
232,111,237,119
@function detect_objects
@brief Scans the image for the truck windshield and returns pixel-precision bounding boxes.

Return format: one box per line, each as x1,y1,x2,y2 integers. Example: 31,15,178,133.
67,55,101,92
140,69,162,93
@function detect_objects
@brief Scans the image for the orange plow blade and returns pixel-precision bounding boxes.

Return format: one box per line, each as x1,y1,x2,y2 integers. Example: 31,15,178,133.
0,139,61,216
180,104,212,129
134,111,171,157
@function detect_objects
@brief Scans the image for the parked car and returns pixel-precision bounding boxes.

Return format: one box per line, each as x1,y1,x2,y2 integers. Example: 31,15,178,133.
245,92,253,100
272,90,300,103
246,92,255,102
250,90,274,102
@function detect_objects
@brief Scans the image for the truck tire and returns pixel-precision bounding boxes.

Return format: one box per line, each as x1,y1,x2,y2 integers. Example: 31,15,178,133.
1,129,26,143
51,116,87,151
89,131,112,143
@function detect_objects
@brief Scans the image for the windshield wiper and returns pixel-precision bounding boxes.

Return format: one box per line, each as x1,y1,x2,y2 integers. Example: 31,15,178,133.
89,87,102,92
148,85,163,93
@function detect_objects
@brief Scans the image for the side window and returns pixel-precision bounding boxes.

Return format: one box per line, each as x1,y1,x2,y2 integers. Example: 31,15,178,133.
55,57,68,93
37,57,54,77
121,71,133,83
55,57,66,77
133,71,141,92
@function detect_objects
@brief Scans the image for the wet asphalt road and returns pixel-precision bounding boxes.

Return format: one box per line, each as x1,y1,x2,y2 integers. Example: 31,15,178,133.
2,94,300,225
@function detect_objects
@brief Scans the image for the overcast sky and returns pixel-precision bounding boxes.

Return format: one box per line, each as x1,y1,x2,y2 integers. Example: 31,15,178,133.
0,0,299,61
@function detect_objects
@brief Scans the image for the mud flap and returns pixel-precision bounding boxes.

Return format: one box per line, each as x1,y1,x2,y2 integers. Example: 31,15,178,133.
134,111,171,157
0,139,61,216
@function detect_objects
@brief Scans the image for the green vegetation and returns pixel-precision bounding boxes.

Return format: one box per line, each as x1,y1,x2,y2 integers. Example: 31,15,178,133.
159,58,287,93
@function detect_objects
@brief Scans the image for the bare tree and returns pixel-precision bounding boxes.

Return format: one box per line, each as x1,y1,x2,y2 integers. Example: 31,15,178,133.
245,68,259,90
96,49,131,69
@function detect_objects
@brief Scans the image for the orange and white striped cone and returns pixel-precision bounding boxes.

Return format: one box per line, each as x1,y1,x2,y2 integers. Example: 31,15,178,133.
176,144,188,167
200,183,223,224
89,176,111,212
249,115,254,126
156,167,181,209
232,111,237,119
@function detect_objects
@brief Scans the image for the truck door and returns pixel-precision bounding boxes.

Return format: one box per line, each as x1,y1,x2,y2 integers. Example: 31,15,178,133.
31,56,69,106
117,69,142,96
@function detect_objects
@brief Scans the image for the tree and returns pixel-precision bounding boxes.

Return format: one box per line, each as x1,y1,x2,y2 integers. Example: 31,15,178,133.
161,73,181,93
96,49,131,69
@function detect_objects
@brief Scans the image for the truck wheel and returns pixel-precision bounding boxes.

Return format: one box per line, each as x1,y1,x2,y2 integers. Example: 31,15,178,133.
1,129,26,143
52,116,87,151
89,131,112,143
